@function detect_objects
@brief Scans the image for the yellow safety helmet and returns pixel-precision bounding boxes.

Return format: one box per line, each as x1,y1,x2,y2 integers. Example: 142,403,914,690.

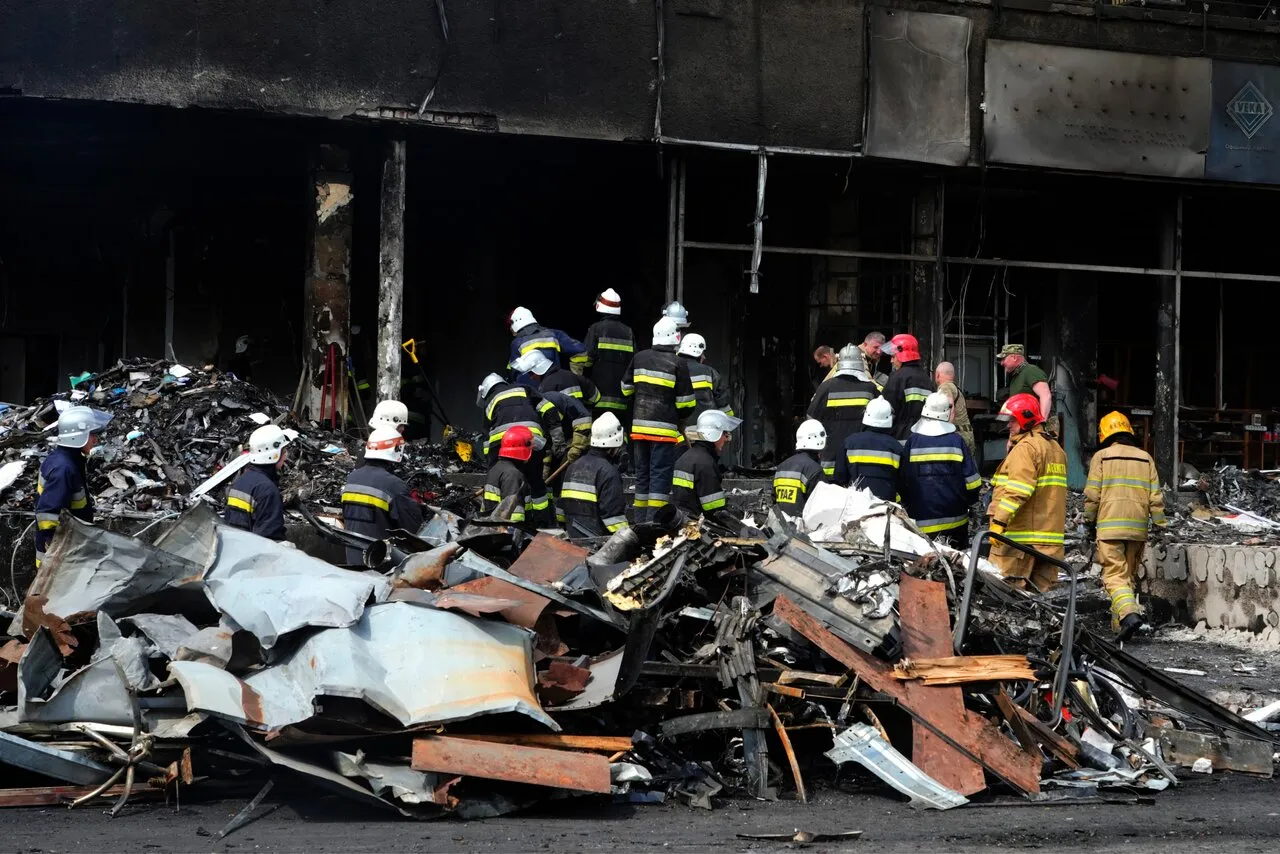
1099,411,1133,444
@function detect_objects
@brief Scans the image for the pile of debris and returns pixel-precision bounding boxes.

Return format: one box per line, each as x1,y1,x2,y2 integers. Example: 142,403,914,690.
0,480,1272,829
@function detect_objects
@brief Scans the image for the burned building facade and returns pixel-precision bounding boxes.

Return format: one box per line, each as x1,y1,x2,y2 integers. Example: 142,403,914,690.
4,0,1280,483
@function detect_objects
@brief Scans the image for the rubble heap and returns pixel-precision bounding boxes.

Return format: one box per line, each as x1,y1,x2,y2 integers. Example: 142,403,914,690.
0,481,1272,828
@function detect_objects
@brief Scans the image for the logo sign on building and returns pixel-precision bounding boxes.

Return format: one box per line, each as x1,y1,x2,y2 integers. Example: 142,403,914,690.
1207,63,1280,184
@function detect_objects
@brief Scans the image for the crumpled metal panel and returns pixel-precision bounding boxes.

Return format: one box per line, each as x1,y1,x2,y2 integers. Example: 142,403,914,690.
333,750,442,805
0,730,115,786
826,723,969,810
121,613,201,661
152,502,222,566
984,40,1209,178
93,612,158,691
18,629,135,726
172,602,556,732
865,9,971,166
7,515,204,636
203,527,391,649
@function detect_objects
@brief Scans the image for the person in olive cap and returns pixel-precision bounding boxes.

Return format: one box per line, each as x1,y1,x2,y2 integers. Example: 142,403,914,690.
998,344,1052,424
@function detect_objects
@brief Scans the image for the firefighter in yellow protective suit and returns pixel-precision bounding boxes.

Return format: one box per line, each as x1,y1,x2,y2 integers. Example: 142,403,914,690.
1084,411,1167,641
987,393,1067,593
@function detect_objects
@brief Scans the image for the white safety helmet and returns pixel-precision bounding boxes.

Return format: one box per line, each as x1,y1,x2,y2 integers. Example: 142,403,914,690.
235,335,251,355
912,391,957,437
687,409,742,444
663,300,690,329
678,333,707,359
511,350,554,376
364,427,406,463
594,288,623,316
863,396,894,430
57,406,112,449
652,316,682,347
834,344,870,380
795,419,827,452
369,399,409,432
476,373,505,407
248,424,290,465
590,412,626,449
508,306,537,335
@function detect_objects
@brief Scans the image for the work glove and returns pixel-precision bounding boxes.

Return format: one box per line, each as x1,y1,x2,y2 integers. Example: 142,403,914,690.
979,519,1006,559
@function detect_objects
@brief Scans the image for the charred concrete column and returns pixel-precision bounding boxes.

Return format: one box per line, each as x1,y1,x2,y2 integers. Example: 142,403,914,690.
303,145,354,422
376,138,407,406
1154,196,1182,487
910,180,944,365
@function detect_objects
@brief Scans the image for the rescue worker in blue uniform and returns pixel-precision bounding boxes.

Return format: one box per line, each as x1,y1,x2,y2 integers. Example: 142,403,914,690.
900,392,981,547
773,419,827,517
576,289,635,424
34,406,111,567
477,373,562,527
507,306,586,389
512,351,594,472
834,396,901,501
341,427,423,564
807,344,880,478
224,424,290,541
677,333,734,419
558,413,631,538
673,410,741,523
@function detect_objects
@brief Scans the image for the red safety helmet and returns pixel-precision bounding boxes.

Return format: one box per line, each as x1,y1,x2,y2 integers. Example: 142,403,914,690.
498,425,535,462
885,333,921,362
999,393,1044,430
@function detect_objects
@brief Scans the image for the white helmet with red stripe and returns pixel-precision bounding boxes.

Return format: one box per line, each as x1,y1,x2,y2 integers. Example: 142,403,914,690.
364,427,406,463
594,288,622,316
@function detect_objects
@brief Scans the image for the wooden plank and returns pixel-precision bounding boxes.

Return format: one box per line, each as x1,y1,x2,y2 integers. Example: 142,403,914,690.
1159,729,1273,776
898,576,987,796
995,691,1046,757
446,733,634,752
777,669,846,687
1008,703,1080,770
892,654,1037,685
0,784,163,808
411,736,611,793
774,595,1041,795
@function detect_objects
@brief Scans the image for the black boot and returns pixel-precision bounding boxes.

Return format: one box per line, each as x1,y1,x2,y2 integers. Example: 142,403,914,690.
1116,613,1145,643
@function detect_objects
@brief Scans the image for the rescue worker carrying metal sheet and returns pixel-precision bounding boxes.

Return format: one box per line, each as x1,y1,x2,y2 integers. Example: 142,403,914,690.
987,393,1068,592
677,333,734,419
807,344,879,478
369,399,409,434
224,424,290,541
620,317,697,521
341,427,423,565
900,392,981,548
673,409,741,521
34,406,111,567
774,419,827,516
481,425,534,523
513,351,593,466
578,289,636,424
559,413,630,538
477,372,563,528
833,396,901,501
507,306,587,388
1084,411,1167,641
880,333,935,441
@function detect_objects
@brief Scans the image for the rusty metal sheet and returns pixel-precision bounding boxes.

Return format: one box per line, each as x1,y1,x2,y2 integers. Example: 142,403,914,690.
411,735,611,794
507,534,590,584
866,9,971,166
449,577,550,629
984,40,1210,178
168,661,267,729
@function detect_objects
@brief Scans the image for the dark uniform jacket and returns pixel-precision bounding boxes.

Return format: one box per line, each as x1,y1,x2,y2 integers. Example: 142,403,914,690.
807,375,879,476
34,446,93,567
510,324,586,388
224,464,286,541
773,451,825,516
883,363,935,440
541,390,593,434
540,367,600,408
341,460,423,564
621,346,696,442
481,459,529,522
673,442,726,516
680,355,735,418
558,448,630,538
899,432,981,537
834,428,902,502
482,382,564,463
578,317,635,413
